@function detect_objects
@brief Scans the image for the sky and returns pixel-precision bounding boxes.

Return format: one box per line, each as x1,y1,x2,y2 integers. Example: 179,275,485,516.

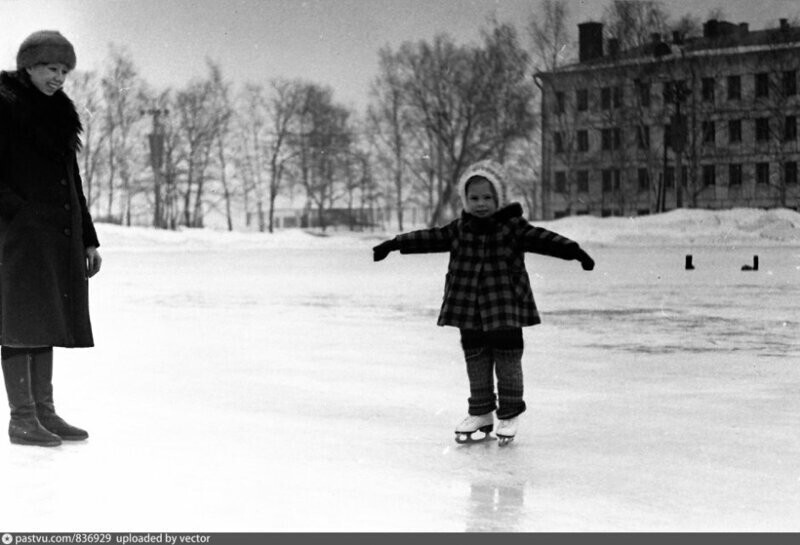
1,0,800,110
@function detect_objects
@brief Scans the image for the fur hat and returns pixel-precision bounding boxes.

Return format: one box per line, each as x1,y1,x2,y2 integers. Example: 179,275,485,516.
16,30,76,71
458,160,508,209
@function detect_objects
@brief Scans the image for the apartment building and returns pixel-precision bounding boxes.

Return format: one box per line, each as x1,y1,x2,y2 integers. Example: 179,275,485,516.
535,19,800,219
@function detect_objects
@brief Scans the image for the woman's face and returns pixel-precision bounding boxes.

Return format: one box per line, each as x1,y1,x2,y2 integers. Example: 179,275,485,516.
26,63,70,96
465,179,498,217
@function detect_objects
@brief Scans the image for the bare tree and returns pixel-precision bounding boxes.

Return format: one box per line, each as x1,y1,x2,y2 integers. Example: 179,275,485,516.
294,83,354,231
100,45,146,224
66,70,106,213
173,62,231,228
528,0,572,72
368,46,416,230
205,61,235,230
376,24,536,226
234,84,268,230
603,0,670,49
265,78,304,232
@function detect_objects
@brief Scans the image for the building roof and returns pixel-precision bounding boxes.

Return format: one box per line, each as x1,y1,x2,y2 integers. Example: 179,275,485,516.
537,20,800,78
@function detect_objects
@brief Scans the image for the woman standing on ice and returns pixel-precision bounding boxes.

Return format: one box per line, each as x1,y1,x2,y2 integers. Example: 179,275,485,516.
0,31,101,447
372,160,594,445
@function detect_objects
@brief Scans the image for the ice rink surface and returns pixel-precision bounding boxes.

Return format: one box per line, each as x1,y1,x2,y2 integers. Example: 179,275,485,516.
1,209,799,531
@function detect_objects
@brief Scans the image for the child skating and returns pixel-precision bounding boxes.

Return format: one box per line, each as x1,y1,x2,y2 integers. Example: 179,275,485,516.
372,160,594,445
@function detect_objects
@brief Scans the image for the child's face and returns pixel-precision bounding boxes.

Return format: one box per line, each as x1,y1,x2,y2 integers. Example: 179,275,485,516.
465,180,497,217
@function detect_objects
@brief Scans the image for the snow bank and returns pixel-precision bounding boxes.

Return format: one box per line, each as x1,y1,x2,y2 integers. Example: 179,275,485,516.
543,208,800,246
94,223,381,251
95,207,800,250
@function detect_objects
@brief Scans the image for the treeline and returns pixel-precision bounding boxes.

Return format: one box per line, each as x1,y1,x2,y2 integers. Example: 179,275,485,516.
64,0,737,231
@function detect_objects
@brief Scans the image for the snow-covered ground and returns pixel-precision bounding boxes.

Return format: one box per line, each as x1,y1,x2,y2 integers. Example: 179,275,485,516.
1,208,799,532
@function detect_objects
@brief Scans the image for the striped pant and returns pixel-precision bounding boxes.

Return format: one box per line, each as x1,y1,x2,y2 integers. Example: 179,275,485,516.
460,329,526,420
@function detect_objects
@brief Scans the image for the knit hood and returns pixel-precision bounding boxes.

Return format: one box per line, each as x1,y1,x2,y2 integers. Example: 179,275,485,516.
458,160,508,209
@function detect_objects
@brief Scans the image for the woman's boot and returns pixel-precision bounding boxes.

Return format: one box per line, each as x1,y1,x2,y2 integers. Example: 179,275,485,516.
30,347,88,441
1,347,62,446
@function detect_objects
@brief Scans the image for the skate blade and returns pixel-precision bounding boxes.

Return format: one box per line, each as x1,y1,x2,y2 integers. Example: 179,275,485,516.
497,435,515,447
455,430,496,444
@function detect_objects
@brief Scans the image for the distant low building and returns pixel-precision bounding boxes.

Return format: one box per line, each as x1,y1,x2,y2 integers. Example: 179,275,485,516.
536,18,800,219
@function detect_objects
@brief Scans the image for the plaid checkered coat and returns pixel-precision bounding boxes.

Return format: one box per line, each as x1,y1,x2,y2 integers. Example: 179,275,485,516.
395,203,580,331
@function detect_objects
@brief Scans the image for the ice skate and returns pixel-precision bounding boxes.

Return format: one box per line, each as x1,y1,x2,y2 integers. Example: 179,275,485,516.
454,413,494,444
496,416,518,446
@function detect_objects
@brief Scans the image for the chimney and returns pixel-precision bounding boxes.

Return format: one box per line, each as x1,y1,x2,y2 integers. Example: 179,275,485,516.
672,30,683,44
704,19,719,38
780,18,789,30
578,22,604,62
739,22,749,35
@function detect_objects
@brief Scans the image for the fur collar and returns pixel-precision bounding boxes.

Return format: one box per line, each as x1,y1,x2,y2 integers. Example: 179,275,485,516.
461,202,523,233
0,70,82,159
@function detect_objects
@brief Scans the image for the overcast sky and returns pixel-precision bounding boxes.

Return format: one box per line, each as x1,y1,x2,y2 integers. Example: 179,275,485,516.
2,0,799,109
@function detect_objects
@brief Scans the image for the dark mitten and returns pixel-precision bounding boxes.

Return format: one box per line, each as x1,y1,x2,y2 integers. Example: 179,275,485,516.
576,248,595,271
373,239,399,262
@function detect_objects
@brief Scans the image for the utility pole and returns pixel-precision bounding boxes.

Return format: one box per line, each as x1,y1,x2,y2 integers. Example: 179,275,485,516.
142,107,169,228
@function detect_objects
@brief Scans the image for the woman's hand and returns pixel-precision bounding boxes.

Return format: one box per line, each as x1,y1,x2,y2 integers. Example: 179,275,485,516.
85,246,102,277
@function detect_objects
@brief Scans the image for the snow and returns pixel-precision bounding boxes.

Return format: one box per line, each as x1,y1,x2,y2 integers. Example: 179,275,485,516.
1,208,799,532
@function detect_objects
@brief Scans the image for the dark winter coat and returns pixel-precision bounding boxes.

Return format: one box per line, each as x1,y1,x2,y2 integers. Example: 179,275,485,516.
395,203,580,331
0,71,99,348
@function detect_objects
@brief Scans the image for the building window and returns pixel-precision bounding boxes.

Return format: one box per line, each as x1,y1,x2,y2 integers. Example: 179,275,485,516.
554,170,567,193
554,131,564,153
663,80,685,102
727,75,741,100
637,126,650,150
729,163,742,187
664,166,687,189
577,89,588,111
784,70,797,96
577,130,589,152
601,86,622,109
638,168,649,191
756,118,771,142
784,116,797,141
785,162,798,185
576,170,589,193
555,91,565,114
756,162,770,185
664,124,672,150
702,121,715,144
601,87,611,109
602,169,620,193
729,119,742,143
702,165,716,187
786,162,798,185
636,80,650,107
755,73,769,98
602,129,611,150
601,128,621,150
702,77,715,102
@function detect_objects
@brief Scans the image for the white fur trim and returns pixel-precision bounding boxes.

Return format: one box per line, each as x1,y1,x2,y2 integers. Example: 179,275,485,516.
458,160,507,209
